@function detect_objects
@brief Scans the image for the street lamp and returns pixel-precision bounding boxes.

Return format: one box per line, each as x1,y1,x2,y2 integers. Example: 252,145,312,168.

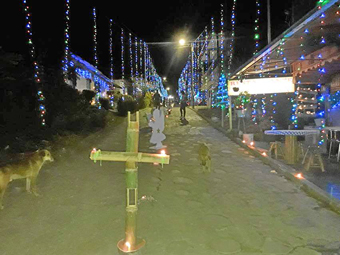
179,39,186,46
163,77,167,82
166,87,170,91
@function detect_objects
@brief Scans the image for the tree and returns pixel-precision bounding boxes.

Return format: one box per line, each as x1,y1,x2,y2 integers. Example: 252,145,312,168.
216,73,228,109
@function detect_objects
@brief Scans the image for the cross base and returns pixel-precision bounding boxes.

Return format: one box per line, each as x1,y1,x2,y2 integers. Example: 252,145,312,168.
117,238,146,254
149,144,167,150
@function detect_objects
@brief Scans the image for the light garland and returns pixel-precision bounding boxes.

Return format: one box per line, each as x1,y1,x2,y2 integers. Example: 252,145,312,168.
330,91,340,109
140,39,143,86
261,96,266,117
93,7,98,69
204,26,209,92
251,98,258,124
109,19,114,81
211,17,216,107
121,28,125,80
129,33,133,86
317,11,327,146
63,0,71,75
22,0,46,126
270,94,277,130
216,3,228,109
254,0,261,55
194,41,198,96
144,43,149,85
134,36,139,94
227,0,237,77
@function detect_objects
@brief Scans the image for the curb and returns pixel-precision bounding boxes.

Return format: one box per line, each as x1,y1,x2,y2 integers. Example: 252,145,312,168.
190,107,340,215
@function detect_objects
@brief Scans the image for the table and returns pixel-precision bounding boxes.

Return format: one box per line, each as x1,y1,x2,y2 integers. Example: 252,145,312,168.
264,130,320,164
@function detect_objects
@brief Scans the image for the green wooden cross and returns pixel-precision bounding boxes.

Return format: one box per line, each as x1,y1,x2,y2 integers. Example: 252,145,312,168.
90,111,170,253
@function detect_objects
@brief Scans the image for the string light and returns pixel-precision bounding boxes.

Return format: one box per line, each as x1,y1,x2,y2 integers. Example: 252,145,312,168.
129,33,133,90
216,4,228,109
270,94,277,130
211,17,216,107
93,7,98,69
121,28,125,80
63,0,71,76
261,96,266,117
228,0,237,77
317,11,327,146
145,43,149,85
251,98,258,124
140,39,143,87
109,19,114,81
254,0,261,55
134,36,139,94
22,0,46,126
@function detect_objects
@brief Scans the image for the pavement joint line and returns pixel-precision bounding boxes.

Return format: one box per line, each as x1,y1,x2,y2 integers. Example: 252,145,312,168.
190,107,340,215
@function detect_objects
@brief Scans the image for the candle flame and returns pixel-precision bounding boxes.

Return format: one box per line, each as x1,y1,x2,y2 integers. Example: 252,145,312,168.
295,173,304,179
125,241,131,251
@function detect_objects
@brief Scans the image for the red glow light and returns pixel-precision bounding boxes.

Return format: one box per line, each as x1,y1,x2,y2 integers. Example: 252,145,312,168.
295,173,304,179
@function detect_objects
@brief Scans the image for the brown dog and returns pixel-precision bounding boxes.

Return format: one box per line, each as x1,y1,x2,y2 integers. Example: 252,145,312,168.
0,149,54,210
198,143,211,173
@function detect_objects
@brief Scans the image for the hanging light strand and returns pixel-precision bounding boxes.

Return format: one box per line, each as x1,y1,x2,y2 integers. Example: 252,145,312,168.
93,7,98,69
253,0,261,55
22,0,46,126
121,28,125,80
227,0,237,77
109,19,114,81
63,0,71,75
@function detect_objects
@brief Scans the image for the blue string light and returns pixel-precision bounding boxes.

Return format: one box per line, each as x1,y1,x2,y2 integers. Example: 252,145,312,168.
109,19,114,81
121,28,125,81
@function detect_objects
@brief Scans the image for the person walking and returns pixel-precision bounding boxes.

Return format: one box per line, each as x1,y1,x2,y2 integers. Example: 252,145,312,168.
153,90,161,109
180,90,187,120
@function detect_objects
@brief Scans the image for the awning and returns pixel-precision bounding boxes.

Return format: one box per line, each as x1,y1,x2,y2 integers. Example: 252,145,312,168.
230,0,340,84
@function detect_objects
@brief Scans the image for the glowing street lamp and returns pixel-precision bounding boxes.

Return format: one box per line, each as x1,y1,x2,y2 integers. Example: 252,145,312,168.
163,77,167,82
179,39,186,46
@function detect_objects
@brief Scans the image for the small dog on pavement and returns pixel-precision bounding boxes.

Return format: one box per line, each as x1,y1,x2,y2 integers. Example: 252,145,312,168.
198,143,211,173
0,149,54,210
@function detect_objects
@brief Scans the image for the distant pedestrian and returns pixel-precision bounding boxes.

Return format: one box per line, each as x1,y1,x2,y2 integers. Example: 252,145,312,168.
153,90,161,109
180,90,187,120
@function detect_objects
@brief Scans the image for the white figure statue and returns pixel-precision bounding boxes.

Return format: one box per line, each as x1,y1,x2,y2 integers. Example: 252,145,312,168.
149,108,166,150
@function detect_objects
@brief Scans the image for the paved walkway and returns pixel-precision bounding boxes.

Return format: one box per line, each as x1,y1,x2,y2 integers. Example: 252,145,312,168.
1,108,340,255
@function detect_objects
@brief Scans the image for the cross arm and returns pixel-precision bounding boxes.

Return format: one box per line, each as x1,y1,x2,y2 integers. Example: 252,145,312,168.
90,150,170,164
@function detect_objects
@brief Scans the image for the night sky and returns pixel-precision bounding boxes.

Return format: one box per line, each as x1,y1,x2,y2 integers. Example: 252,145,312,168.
2,0,303,90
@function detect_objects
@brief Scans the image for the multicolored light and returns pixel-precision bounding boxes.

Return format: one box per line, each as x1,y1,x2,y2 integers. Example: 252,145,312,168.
22,0,46,126
121,28,125,80
93,7,98,69
109,19,114,81
63,0,71,75
254,0,261,55
228,0,237,77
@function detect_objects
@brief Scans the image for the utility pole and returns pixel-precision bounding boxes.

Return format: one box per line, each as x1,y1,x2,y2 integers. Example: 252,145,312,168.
267,0,272,44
